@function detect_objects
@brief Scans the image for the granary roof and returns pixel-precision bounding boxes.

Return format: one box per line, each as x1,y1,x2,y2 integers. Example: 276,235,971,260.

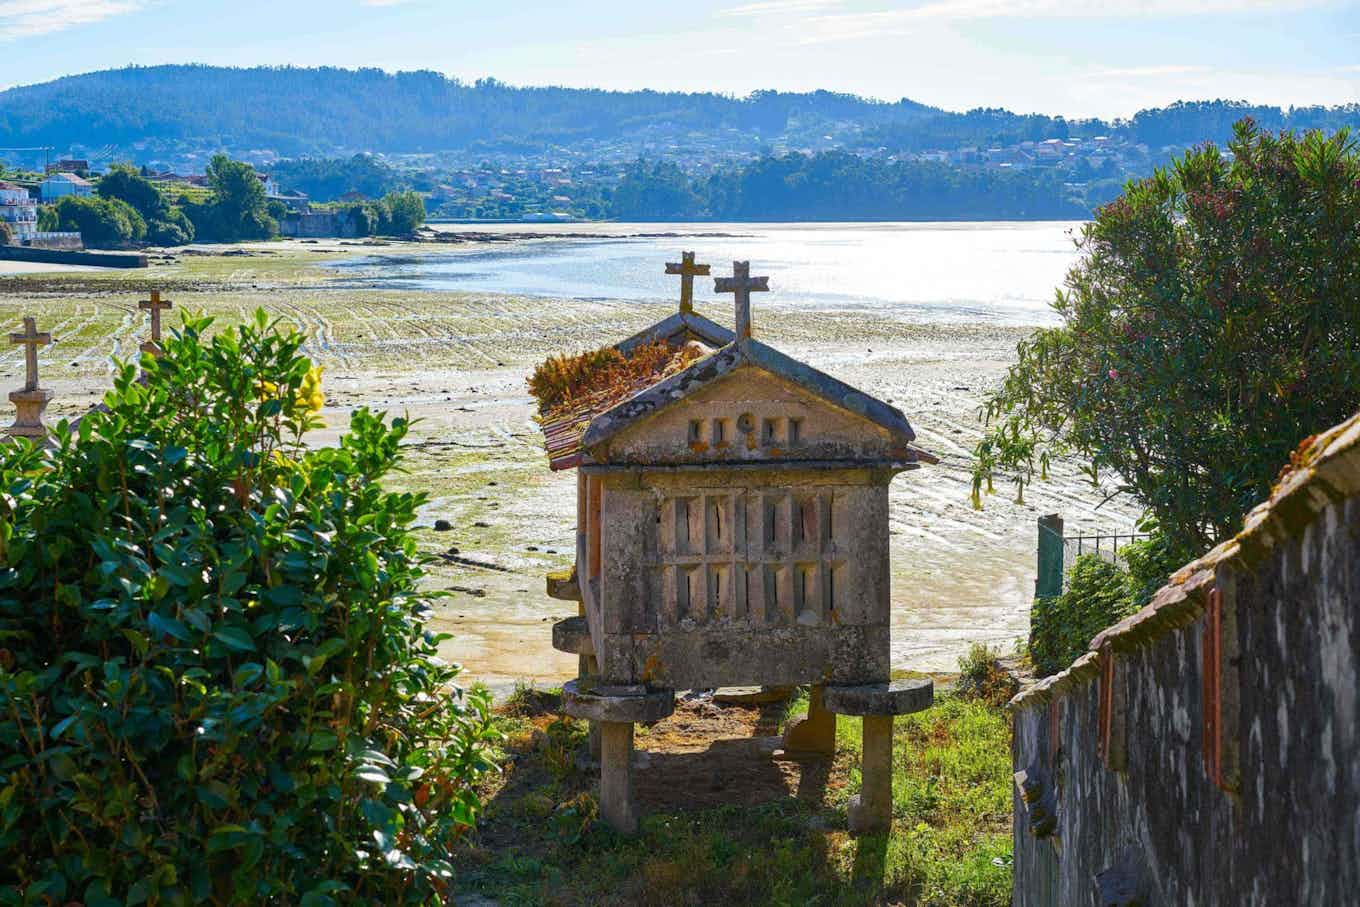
1009,408,1360,711
579,335,925,459
539,341,708,471
613,309,734,355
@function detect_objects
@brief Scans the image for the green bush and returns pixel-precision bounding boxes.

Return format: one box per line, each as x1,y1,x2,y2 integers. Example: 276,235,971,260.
0,313,498,905
52,195,147,247
974,122,1360,556
1029,555,1139,676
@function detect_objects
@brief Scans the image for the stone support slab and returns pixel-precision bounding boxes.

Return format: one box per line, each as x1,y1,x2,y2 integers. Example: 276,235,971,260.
824,678,934,716
561,678,675,724
552,615,594,656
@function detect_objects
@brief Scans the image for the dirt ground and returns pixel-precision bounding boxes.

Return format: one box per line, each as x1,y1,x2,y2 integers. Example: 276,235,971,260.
0,238,1138,695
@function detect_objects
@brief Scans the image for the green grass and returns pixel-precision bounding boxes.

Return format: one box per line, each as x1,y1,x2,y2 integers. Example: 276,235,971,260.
455,691,1013,906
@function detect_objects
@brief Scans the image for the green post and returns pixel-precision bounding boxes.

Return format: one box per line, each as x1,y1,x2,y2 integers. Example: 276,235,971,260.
1035,514,1064,599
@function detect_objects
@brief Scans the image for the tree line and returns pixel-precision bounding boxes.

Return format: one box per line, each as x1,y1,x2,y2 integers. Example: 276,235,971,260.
608,152,1094,221
43,155,425,247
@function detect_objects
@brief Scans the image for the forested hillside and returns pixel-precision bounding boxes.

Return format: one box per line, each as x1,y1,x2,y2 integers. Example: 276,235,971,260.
3,65,1356,161
0,65,936,156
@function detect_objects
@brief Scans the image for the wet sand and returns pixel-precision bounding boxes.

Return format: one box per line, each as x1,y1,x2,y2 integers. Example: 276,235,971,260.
0,238,1139,695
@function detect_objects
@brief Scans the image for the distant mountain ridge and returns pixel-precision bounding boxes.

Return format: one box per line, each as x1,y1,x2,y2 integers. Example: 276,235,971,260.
0,65,1355,162
0,64,938,158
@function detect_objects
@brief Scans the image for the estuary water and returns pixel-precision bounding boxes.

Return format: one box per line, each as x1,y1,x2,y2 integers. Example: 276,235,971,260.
335,221,1085,325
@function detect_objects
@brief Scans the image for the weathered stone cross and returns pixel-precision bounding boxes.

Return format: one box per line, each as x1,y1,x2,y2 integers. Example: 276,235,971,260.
10,317,51,392
714,260,769,340
139,290,173,355
665,251,710,314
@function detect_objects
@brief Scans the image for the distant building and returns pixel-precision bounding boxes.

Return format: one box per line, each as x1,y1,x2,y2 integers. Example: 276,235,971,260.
0,182,38,242
255,172,279,197
39,172,93,203
45,159,90,175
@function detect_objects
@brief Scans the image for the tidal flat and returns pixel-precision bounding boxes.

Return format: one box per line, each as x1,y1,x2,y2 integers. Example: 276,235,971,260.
0,238,1137,694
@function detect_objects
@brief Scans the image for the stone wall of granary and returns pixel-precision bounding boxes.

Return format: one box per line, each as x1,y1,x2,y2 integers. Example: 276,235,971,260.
1012,415,1360,906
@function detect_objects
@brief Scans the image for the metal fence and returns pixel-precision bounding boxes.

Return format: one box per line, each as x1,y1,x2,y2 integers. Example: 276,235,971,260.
1036,514,1149,597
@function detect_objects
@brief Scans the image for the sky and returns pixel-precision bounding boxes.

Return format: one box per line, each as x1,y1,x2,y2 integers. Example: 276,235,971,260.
0,0,1356,119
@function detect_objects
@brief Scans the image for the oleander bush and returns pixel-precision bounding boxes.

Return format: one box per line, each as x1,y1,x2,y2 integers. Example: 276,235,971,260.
973,121,1360,557
0,312,498,905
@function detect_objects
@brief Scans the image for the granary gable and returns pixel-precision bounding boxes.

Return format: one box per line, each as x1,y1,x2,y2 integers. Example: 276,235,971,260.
579,334,930,467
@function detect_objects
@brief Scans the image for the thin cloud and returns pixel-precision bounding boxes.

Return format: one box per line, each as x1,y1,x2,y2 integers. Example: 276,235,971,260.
0,0,145,39
719,0,843,16
735,0,1335,45
1091,65,1213,79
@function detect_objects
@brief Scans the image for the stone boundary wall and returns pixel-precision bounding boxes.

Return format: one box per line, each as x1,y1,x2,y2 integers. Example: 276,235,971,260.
278,211,361,239
26,232,83,251
1011,413,1360,906
0,245,147,268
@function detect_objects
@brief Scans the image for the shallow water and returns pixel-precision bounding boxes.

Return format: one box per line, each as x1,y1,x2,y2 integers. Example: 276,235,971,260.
334,221,1084,325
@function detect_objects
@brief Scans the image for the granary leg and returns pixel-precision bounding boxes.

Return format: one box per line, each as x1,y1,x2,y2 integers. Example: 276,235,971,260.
585,655,602,760
849,715,894,835
560,679,675,836
782,683,837,755
822,678,935,837
599,721,637,834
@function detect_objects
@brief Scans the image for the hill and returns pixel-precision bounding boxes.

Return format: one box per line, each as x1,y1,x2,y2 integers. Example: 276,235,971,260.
4,65,1356,165
0,64,938,158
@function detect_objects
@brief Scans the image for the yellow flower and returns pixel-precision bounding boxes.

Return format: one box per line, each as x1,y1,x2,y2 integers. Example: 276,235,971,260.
296,366,325,414
255,379,278,399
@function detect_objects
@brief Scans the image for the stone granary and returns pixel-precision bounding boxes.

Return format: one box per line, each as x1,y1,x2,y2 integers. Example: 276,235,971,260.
536,253,937,834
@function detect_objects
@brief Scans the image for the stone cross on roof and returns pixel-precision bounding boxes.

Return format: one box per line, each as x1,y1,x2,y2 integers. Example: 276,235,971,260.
714,261,769,340
10,316,51,393
139,290,173,356
664,251,710,315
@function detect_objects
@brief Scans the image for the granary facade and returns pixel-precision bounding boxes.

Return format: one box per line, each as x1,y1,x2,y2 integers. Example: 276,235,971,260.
1011,410,1360,906
539,253,936,834
575,334,918,691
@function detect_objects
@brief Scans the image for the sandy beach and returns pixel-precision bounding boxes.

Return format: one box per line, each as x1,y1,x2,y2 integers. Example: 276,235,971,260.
0,236,1138,695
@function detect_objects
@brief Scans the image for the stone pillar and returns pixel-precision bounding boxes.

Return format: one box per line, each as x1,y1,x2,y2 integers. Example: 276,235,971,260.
561,679,675,836
849,715,894,835
823,678,935,837
599,721,636,834
782,683,837,754
6,388,53,440
585,654,602,760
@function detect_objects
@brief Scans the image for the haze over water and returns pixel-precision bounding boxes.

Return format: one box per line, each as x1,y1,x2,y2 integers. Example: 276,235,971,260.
337,221,1085,324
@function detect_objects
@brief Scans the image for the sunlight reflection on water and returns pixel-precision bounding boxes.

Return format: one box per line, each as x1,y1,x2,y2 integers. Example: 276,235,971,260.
332,221,1084,325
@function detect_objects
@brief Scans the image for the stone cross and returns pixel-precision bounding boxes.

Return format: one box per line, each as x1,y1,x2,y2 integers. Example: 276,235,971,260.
714,261,769,340
665,251,710,314
10,317,51,393
7,316,54,441
139,290,173,356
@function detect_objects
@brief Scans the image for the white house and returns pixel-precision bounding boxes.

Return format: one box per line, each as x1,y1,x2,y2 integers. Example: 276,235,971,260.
0,182,38,242
39,172,93,203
